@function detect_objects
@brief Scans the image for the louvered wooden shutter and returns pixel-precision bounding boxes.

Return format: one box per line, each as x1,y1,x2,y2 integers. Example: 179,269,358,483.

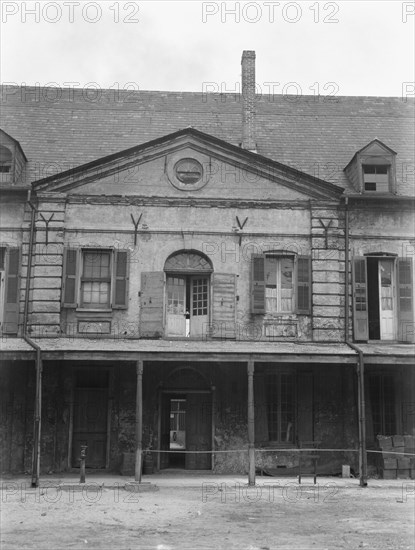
211,273,236,339
62,248,79,307
297,372,313,444
112,250,129,309
251,254,265,314
352,257,369,341
397,258,414,342
3,247,20,334
296,256,311,314
254,373,269,443
140,272,164,338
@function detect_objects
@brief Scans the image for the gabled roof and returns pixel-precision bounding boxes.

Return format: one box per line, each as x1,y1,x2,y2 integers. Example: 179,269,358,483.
1,86,414,195
32,128,344,200
344,138,397,171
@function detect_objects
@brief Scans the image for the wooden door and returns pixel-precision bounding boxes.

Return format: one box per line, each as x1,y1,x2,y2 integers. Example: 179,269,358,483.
379,260,395,340
72,388,108,468
160,394,171,469
166,276,186,336
190,276,209,337
185,393,212,470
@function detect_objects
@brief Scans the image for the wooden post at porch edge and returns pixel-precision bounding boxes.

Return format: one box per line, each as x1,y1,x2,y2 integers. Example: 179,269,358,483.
135,360,143,482
247,360,255,486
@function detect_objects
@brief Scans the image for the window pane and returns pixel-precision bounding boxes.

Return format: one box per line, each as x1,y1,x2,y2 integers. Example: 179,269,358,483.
363,165,389,192
265,257,294,313
281,258,293,289
82,282,110,307
364,182,377,191
377,166,388,174
83,251,110,279
265,257,277,287
167,276,185,314
192,277,208,316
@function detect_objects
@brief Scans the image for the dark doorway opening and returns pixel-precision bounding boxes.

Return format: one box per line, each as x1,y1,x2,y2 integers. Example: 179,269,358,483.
160,392,212,470
72,369,109,469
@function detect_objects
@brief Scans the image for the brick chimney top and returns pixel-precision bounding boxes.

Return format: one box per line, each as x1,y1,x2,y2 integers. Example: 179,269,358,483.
241,50,257,153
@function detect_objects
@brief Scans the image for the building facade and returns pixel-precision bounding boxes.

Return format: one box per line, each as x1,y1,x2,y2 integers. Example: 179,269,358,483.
1,52,414,483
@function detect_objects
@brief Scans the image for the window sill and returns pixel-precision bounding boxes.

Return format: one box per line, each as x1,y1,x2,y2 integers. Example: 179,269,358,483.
263,314,299,321
75,308,112,314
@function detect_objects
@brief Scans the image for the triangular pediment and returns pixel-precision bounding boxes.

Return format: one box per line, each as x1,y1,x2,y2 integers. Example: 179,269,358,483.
33,128,344,201
357,139,397,157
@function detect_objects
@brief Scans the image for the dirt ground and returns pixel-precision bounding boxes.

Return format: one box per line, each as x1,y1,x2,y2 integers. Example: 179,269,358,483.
1,475,414,550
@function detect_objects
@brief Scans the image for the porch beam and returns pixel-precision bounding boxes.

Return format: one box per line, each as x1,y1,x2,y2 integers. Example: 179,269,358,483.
247,360,255,486
135,359,144,482
37,351,357,363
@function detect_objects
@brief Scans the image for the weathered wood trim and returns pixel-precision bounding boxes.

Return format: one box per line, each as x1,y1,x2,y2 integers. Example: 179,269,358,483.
35,350,358,363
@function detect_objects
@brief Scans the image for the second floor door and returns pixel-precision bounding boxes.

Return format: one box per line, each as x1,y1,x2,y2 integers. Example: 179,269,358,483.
166,275,209,337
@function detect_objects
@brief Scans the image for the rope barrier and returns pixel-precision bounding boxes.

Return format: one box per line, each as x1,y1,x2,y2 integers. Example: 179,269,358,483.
149,448,415,456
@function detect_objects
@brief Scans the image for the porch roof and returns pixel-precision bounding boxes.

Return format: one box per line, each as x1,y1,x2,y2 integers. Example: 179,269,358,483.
1,338,413,364
355,343,415,364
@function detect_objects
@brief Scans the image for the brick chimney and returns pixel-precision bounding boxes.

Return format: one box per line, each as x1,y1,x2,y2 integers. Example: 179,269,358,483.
241,50,257,152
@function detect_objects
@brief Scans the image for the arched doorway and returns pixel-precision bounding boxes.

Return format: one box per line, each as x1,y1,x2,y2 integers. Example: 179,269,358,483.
164,250,213,338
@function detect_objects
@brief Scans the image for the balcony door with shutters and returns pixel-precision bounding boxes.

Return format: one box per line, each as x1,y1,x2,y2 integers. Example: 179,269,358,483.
164,251,212,338
165,274,209,337
354,256,414,342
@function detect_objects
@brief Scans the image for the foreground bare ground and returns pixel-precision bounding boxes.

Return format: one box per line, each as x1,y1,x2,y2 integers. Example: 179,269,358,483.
1,477,414,550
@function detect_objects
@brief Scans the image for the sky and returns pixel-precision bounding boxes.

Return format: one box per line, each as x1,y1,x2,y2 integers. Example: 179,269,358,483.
0,0,414,97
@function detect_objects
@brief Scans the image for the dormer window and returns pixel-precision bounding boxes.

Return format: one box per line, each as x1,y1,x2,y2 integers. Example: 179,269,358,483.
0,146,12,182
363,165,389,192
0,129,27,185
344,139,397,195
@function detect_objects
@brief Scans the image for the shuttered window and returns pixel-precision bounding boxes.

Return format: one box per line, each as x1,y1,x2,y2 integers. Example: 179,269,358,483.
62,248,78,307
113,250,129,309
251,254,311,315
2,247,20,334
81,250,111,309
296,256,311,314
140,272,165,338
62,248,129,310
352,257,369,341
397,257,414,342
211,273,236,339
251,255,265,314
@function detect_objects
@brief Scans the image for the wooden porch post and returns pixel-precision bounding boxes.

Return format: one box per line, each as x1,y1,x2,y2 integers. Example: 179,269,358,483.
247,360,255,486
135,360,143,482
